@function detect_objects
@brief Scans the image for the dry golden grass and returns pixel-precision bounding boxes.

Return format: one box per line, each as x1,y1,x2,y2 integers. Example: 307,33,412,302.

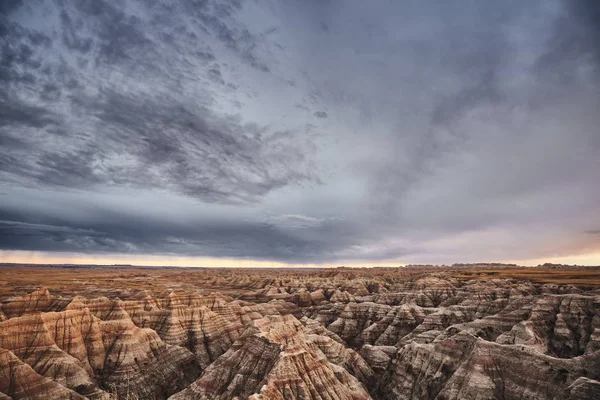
0,265,238,299
451,269,600,289
0,264,599,301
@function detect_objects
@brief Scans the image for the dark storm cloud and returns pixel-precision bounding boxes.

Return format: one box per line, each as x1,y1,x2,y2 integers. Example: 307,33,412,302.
0,100,58,128
1,0,599,264
2,88,316,202
0,220,110,253
0,198,387,262
545,0,600,67
0,0,317,204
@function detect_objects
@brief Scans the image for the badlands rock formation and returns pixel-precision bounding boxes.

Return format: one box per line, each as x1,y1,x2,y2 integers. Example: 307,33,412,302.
0,265,599,399
170,314,372,400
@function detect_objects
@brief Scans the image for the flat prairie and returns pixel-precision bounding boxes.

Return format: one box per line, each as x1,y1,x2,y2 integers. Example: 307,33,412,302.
1,263,599,301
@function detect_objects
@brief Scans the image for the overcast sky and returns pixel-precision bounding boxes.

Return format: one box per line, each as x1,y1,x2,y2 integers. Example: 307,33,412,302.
1,0,599,266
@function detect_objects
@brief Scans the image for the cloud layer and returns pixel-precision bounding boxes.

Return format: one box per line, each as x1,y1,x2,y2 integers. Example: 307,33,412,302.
1,0,599,265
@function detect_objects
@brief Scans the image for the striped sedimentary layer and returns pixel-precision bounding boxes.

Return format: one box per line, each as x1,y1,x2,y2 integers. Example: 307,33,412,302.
0,307,200,399
0,272,599,400
170,315,373,400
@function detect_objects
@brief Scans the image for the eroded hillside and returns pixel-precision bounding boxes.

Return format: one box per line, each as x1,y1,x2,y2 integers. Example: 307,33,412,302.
0,265,599,399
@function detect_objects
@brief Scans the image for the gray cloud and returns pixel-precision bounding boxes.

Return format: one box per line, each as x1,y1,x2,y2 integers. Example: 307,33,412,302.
0,192,375,263
1,0,599,264
1,0,318,204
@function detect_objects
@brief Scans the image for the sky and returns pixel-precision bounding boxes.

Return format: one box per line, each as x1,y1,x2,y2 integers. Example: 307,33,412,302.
1,0,599,267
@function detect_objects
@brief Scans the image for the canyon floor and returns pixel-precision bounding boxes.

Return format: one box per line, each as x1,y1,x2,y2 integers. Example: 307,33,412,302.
0,264,599,400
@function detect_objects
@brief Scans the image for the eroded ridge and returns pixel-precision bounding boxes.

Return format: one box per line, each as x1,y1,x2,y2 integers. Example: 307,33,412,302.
0,265,599,399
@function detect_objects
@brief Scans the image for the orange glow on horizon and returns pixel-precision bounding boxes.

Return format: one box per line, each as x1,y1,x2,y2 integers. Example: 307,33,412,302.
1,250,599,268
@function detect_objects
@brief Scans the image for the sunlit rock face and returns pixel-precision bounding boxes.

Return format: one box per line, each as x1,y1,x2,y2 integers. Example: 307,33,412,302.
1,265,599,399
0,306,201,400
170,314,373,400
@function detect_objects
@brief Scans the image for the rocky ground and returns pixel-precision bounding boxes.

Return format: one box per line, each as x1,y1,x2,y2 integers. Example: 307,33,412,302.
0,264,599,399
